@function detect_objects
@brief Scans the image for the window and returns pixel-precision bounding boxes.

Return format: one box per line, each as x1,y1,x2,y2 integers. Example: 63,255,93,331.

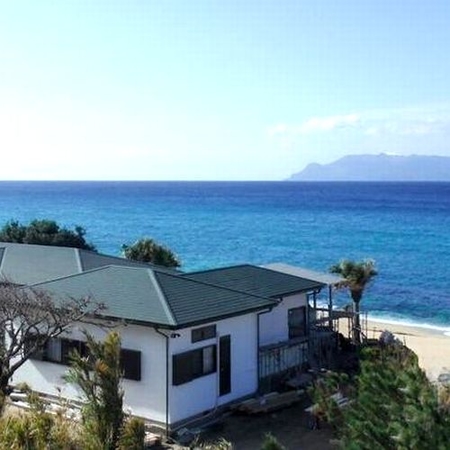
191,325,216,343
46,338,63,362
27,336,85,364
28,336,141,381
173,345,217,386
288,307,307,339
23,333,45,360
61,339,88,364
120,349,141,381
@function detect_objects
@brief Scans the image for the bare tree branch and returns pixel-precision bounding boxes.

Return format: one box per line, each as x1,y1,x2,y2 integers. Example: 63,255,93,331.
0,281,104,395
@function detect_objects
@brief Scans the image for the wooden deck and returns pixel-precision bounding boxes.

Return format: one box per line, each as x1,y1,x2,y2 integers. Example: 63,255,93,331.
231,390,305,415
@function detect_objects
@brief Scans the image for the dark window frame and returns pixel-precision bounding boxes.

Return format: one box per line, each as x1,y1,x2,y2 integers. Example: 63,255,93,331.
28,335,141,381
288,306,307,339
172,344,217,386
120,348,142,381
191,325,217,343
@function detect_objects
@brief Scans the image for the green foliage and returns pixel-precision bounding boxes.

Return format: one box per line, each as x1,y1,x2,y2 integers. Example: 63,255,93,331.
315,343,450,449
117,417,146,450
330,259,377,343
260,433,286,450
309,371,351,430
64,331,124,450
195,437,234,449
122,237,181,267
330,259,378,304
0,389,80,449
0,219,96,251
0,392,5,416
0,415,44,449
0,339,149,449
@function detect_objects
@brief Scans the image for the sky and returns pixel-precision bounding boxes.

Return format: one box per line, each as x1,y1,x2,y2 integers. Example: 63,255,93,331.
1,0,450,180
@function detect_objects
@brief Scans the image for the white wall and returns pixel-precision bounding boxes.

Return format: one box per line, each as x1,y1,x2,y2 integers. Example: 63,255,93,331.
259,293,308,346
12,322,168,423
13,295,306,427
168,313,258,424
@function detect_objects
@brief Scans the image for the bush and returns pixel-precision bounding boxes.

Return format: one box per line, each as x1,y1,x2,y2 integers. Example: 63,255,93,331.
0,390,80,449
117,417,146,450
195,437,234,449
0,219,96,251
261,433,285,450
122,238,180,267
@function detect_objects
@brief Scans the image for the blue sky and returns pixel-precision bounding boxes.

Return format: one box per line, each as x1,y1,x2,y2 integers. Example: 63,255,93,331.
1,0,450,180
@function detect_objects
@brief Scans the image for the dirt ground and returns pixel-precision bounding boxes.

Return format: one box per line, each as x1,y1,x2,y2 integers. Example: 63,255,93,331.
197,402,337,450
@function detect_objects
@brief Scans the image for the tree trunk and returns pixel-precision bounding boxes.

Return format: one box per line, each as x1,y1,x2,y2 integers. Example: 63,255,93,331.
353,300,361,344
0,373,10,414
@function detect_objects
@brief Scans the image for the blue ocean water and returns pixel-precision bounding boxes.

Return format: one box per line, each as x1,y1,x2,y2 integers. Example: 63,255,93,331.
0,181,449,330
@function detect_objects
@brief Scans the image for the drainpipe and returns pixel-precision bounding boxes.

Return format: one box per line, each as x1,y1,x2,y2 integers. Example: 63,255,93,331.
155,328,170,438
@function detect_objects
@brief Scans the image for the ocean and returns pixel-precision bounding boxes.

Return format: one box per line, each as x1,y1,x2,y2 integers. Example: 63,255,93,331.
1,181,449,331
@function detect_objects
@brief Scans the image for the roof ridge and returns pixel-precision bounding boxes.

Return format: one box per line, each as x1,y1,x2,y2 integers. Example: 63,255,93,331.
157,267,278,303
0,241,169,271
74,248,83,272
30,264,126,287
183,263,252,276
78,248,168,269
0,246,7,274
147,270,177,326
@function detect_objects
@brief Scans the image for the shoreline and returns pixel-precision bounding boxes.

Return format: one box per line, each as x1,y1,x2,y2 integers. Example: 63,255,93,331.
362,319,450,381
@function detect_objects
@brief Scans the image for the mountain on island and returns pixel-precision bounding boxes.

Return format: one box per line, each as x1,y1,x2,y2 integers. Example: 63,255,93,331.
288,153,450,181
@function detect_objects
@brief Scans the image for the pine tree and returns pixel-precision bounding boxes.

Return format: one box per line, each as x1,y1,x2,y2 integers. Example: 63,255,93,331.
339,344,450,449
64,332,124,450
311,342,450,449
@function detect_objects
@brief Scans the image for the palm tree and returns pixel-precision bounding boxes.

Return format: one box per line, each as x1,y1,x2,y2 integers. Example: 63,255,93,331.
330,259,377,344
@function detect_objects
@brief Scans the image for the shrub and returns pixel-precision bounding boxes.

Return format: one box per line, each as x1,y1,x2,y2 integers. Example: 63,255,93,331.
117,417,146,450
260,433,285,450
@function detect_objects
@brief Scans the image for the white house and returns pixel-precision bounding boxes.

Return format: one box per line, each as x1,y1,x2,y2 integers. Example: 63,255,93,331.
0,242,337,431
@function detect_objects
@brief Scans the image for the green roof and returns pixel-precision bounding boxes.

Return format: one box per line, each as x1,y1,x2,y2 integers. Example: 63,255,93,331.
154,271,276,326
0,242,176,285
184,264,324,298
32,265,277,328
0,243,324,329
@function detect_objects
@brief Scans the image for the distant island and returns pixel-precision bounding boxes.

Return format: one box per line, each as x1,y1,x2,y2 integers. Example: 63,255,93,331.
288,153,450,181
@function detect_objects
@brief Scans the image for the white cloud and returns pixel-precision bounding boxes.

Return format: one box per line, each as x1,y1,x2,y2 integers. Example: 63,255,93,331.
365,118,447,136
268,103,450,176
268,113,360,138
295,114,360,134
267,123,288,137
269,104,450,140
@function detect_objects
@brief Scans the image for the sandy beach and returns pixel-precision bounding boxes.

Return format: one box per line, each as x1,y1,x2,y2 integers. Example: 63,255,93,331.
361,320,450,381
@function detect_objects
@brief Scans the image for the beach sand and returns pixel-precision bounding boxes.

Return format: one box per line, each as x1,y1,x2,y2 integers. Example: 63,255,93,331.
359,320,450,381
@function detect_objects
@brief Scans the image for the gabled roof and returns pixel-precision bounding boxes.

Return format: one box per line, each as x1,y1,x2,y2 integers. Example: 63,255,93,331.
0,242,177,285
32,265,277,328
183,264,324,298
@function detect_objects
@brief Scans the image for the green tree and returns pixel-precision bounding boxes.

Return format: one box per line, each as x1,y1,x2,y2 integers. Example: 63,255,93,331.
312,343,450,449
0,219,96,251
64,331,124,450
342,345,450,449
330,259,377,343
122,238,180,268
